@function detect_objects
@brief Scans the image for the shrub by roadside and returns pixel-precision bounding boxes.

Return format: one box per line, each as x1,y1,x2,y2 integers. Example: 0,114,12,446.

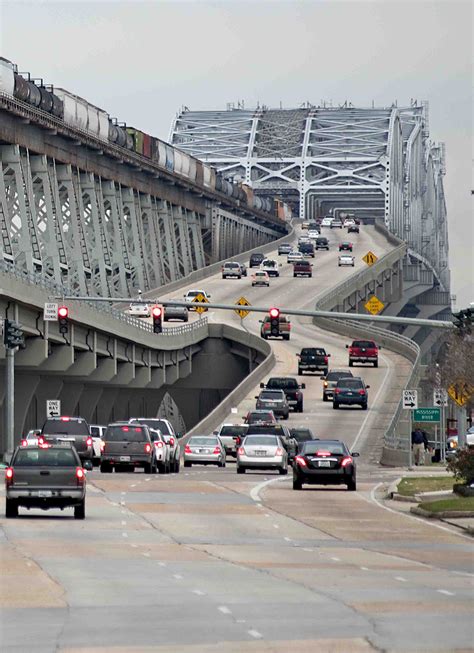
446,448,474,486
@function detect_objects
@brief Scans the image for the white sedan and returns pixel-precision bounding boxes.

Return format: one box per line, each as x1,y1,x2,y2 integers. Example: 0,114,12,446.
287,251,304,263
184,289,211,311
338,254,355,267
344,219,356,228
321,217,333,227
251,270,270,286
128,302,150,317
307,230,320,240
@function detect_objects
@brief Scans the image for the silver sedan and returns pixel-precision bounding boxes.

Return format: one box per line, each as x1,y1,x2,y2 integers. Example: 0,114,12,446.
164,301,189,322
183,436,226,468
236,434,288,475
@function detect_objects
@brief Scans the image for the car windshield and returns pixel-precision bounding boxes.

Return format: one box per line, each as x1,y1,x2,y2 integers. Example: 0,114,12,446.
260,391,283,400
14,448,77,466
105,425,148,442
337,379,364,389
303,441,346,455
219,425,248,437
327,371,352,381
301,348,325,356
247,425,286,437
225,263,240,268
249,411,273,419
131,419,172,435
149,430,163,442
189,437,218,446
353,341,376,348
244,436,278,446
290,429,313,442
130,303,147,309
267,378,298,389
42,419,89,435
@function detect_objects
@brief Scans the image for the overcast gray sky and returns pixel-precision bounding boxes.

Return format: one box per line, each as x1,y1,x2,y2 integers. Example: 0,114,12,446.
1,0,472,306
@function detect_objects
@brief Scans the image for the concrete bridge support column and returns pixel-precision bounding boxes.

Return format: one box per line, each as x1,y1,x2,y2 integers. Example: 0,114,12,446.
13,375,41,443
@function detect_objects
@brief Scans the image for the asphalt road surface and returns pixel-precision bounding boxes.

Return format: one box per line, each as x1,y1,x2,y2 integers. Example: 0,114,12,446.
1,225,473,652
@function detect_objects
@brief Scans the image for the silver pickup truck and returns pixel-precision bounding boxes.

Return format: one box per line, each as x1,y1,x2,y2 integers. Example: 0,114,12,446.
5,444,91,519
213,424,248,457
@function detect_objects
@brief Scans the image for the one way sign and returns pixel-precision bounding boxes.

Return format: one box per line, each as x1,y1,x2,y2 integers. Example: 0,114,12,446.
433,389,448,407
403,389,418,410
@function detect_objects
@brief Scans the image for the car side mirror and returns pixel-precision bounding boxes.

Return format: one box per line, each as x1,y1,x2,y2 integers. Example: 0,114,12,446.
378,346,382,350
351,452,360,457
260,382,265,388
321,377,326,381
259,320,263,323
254,396,259,400
301,383,306,389
296,353,300,357
366,385,370,389
327,354,331,357
83,460,93,471
345,344,349,349
213,430,218,435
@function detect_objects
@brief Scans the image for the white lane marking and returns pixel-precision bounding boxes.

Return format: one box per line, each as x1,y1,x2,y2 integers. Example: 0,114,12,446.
158,562,166,567
360,566,369,571
121,491,126,495
284,536,292,542
110,502,118,506
365,483,474,542
303,548,313,552
121,520,127,526
250,476,287,502
350,351,392,452
437,589,455,596
120,501,126,506
131,544,138,548
264,514,270,518
173,574,183,580
142,552,150,557
145,478,151,482
273,524,280,529
131,484,137,488
248,629,263,639
331,557,341,562
122,532,128,538
218,606,232,615
192,589,205,596
395,576,408,582
237,619,246,623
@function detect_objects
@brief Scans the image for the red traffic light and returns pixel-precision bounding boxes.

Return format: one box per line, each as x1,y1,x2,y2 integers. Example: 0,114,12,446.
152,306,163,318
269,307,280,318
58,306,68,318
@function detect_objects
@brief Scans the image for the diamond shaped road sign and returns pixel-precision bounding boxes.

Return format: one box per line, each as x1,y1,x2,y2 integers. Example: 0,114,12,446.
192,292,209,314
362,251,378,266
234,296,251,319
364,295,385,315
448,381,473,407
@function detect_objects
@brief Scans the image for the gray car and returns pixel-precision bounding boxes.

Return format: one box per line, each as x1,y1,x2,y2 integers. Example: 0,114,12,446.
100,422,156,473
183,436,226,467
5,444,92,519
236,434,288,475
129,418,181,473
40,416,93,463
164,301,189,322
255,389,290,419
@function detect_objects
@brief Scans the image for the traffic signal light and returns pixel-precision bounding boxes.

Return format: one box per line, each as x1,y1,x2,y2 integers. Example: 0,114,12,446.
152,305,163,333
58,305,69,335
269,307,280,336
452,307,472,335
3,319,24,349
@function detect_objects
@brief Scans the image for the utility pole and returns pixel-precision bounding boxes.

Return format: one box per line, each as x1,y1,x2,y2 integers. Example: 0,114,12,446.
3,318,25,461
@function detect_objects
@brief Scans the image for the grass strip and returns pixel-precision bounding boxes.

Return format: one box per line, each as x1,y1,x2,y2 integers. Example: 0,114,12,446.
419,496,474,513
397,476,454,497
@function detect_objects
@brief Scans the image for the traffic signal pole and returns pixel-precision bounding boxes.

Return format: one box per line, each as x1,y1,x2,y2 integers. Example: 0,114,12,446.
4,347,14,460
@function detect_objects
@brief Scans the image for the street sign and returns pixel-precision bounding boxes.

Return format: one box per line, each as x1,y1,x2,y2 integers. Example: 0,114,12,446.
433,388,448,407
364,295,385,315
46,399,61,418
413,407,441,423
403,389,418,410
234,296,251,319
362,251,378,266
192,292,209,314
448,381,473,407
44,302,59,321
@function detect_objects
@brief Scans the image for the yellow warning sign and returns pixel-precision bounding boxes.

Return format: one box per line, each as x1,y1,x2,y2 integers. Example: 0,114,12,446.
363,251,378,266
448,381,473,407
364,295,385,315
235,296,251,319
192,292,209,314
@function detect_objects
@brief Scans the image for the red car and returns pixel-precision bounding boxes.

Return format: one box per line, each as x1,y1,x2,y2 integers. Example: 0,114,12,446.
346,340,380,368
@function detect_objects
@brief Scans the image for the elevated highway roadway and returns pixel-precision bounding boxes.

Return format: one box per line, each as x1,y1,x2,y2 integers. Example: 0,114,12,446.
1,225,471,652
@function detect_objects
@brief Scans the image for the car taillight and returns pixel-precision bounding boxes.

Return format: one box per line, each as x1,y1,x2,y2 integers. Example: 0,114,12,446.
324,356,328,363
275,448,283,456
155,441,164,448
38,437,44,445
76,467,85,482
334,388,341,394
144,443,152,454
5,467,13,485
169,437,175,447
341,456,353,467
235,436,241,446
213,446,220,454
100,440,105,452
349,348,354,354
324,381,328,387
21,439,27,447
184,444,192,454
295,455,307,467
237,447,245,455
316,450,331,457
358,389,366,395
86,437,93,447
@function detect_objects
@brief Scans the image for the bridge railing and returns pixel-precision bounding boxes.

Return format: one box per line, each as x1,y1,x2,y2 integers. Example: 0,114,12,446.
0,260,208,337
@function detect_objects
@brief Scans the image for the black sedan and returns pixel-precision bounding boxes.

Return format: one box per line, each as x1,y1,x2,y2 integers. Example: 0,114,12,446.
293,439,358,491
348,225,359,234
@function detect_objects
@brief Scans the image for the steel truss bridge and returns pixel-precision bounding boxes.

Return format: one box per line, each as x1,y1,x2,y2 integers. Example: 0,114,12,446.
170,103,450,294
0,94,286,299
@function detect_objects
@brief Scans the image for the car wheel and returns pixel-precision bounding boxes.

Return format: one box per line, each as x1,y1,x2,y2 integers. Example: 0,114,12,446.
237,466,245,474
347,478,357,491
184,461,191,468
279,467,288,475
374,361,378,368
175,458,180,473
152,460,158,474
293,273,297,278
74,499,85,520
298,367,303,375
293,477,302,490
5,498,18,518
297,402,303,413
323,394,328,402
144,462,152,474
349,360,353,367
333,402,339,409
362,403,368,411
100,462,112,473
284,334,290,341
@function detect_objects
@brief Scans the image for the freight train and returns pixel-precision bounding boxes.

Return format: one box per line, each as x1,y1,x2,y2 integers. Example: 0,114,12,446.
0,57,291,220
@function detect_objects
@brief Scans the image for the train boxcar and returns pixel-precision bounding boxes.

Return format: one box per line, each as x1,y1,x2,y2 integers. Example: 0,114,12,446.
0,57,14,96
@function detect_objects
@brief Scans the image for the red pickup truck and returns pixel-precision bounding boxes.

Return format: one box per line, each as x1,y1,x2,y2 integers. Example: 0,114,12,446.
346,340,380,368
293,260,313,278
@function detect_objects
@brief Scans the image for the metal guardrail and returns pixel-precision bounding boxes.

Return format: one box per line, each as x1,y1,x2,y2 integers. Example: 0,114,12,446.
0,260,208,337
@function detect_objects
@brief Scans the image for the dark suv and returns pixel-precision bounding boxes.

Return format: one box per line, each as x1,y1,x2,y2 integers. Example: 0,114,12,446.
333,377,370,410
260,377,305,412
293,439,359,491
100,422,156,473
41,417,93,463
249,252,265,268
298,241,315,258
315,237,329,251
297,347,330,375
347,340,380,368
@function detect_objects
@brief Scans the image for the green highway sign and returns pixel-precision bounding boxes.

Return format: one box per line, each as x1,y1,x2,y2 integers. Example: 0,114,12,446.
413,407,441,423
